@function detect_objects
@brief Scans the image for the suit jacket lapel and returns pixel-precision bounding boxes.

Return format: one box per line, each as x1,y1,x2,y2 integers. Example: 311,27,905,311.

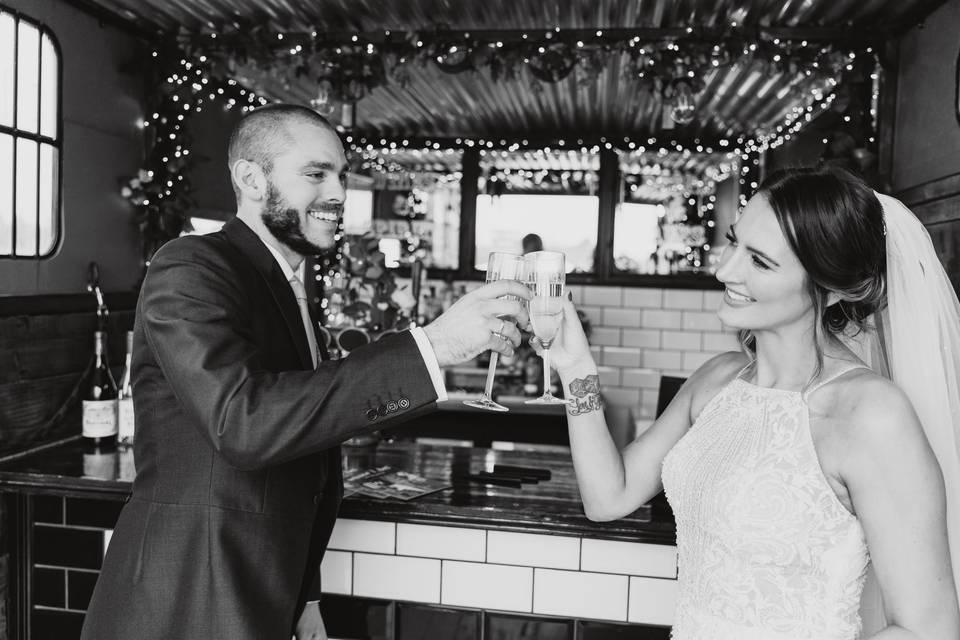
223,218,314,370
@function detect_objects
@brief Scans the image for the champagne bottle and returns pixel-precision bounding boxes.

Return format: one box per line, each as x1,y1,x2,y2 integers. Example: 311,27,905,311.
83,442,118,480
117,330,135,445
82,330,118,446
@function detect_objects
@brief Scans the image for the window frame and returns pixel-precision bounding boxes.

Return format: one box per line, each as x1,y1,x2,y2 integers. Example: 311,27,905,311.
382,146,722,290
0,2,64,260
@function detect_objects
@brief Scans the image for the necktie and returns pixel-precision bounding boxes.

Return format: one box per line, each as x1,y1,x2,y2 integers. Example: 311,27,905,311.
289,274,319,369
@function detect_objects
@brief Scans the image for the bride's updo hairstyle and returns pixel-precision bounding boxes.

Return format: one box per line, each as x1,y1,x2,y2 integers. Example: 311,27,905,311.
750,165,887,361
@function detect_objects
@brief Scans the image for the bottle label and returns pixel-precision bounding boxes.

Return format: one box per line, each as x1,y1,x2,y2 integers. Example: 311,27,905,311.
118,397,135,442
83,400,117,438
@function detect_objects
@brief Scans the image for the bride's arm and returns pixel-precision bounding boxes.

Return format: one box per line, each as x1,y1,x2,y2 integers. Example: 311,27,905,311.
843,378,960,640
545,298,743,521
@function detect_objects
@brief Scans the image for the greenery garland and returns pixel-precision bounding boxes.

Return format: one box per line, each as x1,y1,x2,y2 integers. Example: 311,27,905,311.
120,28,882,272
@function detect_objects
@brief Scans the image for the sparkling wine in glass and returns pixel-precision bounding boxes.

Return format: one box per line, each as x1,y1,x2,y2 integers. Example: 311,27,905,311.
524,251,568,405
463,251,525,412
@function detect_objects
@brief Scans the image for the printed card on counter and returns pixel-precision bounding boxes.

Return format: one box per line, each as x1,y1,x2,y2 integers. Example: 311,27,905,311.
343,465,451,501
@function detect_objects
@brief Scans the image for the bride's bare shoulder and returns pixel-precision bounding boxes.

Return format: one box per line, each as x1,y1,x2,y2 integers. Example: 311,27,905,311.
684,351,751,418
829,370,924,446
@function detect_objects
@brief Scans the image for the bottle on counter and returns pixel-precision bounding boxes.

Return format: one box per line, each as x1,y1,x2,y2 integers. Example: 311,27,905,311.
82,330,118,447
117,330,135,446
83,441,118,481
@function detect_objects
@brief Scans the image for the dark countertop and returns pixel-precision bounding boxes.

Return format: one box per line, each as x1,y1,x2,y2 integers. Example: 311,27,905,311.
0,435,676,545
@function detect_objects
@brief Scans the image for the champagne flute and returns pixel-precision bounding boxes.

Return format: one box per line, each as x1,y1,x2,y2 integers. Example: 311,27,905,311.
524,251,568,405
463,251,525,412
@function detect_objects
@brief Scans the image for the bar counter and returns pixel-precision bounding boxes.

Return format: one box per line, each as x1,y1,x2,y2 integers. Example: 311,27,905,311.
0,435,678,638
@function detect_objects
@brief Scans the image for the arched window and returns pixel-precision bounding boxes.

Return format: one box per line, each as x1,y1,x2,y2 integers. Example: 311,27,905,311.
0,5,61,258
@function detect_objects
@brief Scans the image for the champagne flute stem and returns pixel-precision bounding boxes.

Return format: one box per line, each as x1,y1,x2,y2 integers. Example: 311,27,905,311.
542,348,552,397
483,351,500,398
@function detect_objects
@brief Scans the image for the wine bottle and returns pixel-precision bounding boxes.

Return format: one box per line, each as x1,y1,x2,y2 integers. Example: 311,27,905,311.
82,330,118,446
117,330,135,445
83,442,118,480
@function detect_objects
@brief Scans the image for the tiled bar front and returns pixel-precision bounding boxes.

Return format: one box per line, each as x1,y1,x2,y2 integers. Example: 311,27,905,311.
2,439,676,639
320,520,678,626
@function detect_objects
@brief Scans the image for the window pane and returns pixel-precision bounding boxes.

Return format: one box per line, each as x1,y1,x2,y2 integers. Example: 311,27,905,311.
348,148,461,269
15,137,38,256
40,33,57,138
0,134,12,255
15,21,40,134
614,202,666,274
475,194,598,271
38,143,57,255
0,12,14,128
343,187,373,235
614,150,735,275
475,148,600,272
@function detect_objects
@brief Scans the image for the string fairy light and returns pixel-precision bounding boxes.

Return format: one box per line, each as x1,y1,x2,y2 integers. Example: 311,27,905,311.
124,24,881,272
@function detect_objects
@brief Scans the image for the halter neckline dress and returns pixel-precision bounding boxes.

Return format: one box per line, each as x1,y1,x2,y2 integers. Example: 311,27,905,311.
661,364,871,640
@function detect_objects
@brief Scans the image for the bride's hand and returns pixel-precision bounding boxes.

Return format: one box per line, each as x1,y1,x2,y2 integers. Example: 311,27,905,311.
530,297,595,376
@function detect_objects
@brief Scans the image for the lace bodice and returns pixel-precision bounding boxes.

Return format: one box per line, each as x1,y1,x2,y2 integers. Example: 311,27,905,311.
661,369,870,640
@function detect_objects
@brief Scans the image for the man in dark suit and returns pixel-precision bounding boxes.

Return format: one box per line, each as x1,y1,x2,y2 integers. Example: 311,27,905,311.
81,104,528,640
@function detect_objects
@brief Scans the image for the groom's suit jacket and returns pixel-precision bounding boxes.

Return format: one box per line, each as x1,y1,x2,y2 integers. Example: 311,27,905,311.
81,217,437,640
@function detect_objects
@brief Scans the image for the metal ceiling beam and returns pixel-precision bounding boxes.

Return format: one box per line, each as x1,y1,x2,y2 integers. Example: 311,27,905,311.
208,26,888,49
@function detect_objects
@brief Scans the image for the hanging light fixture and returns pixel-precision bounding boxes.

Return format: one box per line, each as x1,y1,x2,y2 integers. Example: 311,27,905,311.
670,80,697,125
310,80,336,117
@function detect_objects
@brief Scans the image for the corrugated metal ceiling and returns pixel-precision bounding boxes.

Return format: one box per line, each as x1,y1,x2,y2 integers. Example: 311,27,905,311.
78,0,939,180
84,0,934,34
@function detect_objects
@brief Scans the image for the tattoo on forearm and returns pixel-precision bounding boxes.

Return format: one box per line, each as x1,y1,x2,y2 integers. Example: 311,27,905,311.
566,374,604,415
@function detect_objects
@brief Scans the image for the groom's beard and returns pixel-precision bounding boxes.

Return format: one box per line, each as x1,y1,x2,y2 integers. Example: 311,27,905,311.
260,181,327,257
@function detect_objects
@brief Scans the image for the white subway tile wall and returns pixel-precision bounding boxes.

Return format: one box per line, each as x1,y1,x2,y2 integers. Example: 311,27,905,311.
396,523,486,562
591,327,622,347
352,553,441,603
583,286,623,307
622,288,663,308
441,561,534,612
486,531,580,570
597,365,621,387
621,328,660,349
321,518,678,626
628,577,679,626
533,569,629,620
662,290,703,310
580,540,677,578
319,550,353,594
602,307,642,327
601,346,642,368
328,519,396,554
582,286,735,422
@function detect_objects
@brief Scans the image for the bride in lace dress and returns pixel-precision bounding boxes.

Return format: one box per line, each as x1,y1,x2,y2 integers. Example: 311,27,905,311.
540,166,960,639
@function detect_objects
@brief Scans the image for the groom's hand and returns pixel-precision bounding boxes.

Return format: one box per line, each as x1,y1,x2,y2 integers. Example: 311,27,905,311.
423,280,531,366
294,601,327,640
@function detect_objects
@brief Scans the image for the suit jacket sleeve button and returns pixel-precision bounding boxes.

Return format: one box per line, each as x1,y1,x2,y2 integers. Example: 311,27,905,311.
313,494,321,505
366,408,379,421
